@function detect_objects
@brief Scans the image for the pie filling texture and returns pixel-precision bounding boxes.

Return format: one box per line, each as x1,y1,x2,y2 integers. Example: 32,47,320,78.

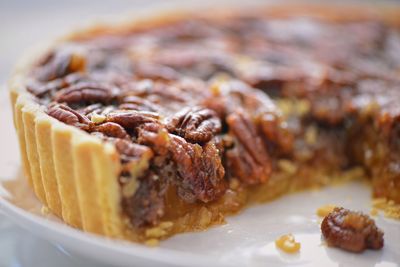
24,10,400,241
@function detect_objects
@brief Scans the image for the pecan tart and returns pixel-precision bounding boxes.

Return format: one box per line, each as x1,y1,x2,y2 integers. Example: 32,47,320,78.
9,5,400,243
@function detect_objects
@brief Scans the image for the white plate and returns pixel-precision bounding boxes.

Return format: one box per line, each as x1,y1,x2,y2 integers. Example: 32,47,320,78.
1,89,400,266
0,214,115,267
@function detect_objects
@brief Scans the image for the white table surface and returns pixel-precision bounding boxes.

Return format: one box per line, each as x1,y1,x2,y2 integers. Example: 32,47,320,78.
0,214,114,267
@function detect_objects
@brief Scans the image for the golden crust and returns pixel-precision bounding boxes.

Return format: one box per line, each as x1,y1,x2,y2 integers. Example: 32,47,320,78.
14,96,33,188
12,88,124,234
36,114,62,217
92,142,124,238
10,73,122,236
21,99,48,206
8,3,400,240
73,137,106,234
53,125,83,228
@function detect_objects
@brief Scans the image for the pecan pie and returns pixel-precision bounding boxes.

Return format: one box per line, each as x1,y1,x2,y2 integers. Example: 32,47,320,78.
9,5,400,243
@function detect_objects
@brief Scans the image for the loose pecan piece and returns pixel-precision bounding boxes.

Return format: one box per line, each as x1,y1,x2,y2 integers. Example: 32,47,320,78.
166,107,222,143
54,81,119,105
47,103,91,129
169,135,226,203
226,110,271,184
321,207,384,253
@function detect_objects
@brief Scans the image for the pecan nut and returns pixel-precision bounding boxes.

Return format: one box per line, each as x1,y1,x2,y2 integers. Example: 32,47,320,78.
134,62,181,81
169,135,226,203
226,110,271,184
37,48,86,82
118,95,159,112
47,103,91,129
166,107,222,143
137,122,170,157
321,207,384,253
105,110,159,130
79,103,105,115
54,81,119,104
27,73,86,98
92,122,129,139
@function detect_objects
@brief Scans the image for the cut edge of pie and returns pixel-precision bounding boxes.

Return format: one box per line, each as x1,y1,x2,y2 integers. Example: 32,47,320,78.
8,3,400,242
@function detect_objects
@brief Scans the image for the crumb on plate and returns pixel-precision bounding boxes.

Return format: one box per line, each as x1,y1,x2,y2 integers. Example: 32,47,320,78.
275,234,301,254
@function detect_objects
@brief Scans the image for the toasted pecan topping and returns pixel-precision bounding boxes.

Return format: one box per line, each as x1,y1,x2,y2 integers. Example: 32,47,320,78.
166,107,221,143
47,103,91,129
54,81,119,104
226,110,271,184
119,95,159,112
169,135,226,203
105,110,159,130
92,122,129,139
36,48,86,82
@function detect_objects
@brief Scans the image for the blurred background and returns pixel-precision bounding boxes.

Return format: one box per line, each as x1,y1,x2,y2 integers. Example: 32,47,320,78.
0,0,203,84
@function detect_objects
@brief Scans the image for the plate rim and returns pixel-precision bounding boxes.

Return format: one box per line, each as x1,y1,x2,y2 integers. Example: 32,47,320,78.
0,196,230,267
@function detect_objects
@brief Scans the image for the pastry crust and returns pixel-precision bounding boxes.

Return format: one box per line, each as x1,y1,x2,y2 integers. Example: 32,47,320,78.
10,65,123,236
8,3,400,241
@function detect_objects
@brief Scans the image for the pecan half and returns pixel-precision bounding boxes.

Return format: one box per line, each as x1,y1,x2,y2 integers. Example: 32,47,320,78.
321,207,384,253
79,103,104,115
47,103,91,129
54,81,118,104
135,62,181,81
37,49,86,82
137,122,170,157
166,107,221,143
118,95,159,112
105,110,159,130
169,135,226,203
226,110,271,184
27,73,86,98
122,81,188,105
92,122,129,139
